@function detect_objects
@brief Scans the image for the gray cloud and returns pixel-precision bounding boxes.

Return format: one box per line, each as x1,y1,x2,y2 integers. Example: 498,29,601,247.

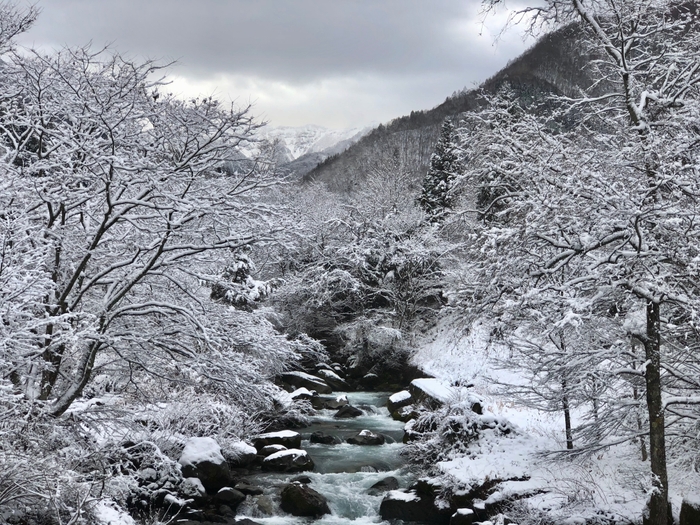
16,0,532,127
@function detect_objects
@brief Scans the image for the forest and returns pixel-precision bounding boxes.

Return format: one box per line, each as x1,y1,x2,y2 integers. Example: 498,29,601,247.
1,1,700,525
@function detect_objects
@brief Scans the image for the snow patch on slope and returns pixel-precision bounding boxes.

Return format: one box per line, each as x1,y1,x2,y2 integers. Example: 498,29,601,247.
412,315,655,522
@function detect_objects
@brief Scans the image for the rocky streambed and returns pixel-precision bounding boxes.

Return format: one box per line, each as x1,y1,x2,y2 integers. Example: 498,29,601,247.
235,391,413,525
170,375,503,525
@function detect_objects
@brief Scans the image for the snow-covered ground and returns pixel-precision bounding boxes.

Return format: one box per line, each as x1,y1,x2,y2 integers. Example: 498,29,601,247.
411,316,700,523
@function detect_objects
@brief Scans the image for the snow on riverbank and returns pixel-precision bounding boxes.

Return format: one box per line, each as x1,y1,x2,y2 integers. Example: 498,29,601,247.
410,316,665,522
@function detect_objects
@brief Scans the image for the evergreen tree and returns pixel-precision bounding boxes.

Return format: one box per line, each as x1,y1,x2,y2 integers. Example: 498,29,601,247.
418,118,460,222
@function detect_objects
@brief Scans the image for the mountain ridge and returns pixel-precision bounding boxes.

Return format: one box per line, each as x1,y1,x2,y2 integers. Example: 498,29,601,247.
301,23,594,192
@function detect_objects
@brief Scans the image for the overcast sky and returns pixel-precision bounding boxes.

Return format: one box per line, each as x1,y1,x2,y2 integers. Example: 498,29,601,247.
16,1,532,129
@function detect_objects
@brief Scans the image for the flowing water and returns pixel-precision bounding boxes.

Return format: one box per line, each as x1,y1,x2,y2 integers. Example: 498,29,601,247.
238,391,413,524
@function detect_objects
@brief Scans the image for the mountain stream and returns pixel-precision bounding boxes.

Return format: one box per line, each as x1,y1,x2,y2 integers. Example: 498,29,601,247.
238,391,413,524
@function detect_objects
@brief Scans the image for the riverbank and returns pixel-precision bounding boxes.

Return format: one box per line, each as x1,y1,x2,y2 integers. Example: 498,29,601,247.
408,317,700,524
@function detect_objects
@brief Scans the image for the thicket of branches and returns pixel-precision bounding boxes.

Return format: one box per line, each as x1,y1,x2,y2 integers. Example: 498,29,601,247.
0,4,320,521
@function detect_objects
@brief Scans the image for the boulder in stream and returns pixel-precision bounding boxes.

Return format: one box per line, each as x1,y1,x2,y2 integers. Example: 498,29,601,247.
324,394,349,410
259,444,287,457
213,487,246,509
310,431,342,445
347,429,385,446
380,489,450,524
316,368,350,390
279,371,332,394
368,476,399,495
280,482,331,517
234,482,264,495
254,495,276,515
334,405,364,418
253,430,302,450
261,448,314,472
291,475,312,484
387,390,413,412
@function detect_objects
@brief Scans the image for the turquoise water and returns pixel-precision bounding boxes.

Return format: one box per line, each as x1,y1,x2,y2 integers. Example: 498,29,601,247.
238,392,413,524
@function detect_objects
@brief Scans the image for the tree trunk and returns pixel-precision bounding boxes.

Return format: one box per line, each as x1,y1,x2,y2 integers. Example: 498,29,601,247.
50,340,102,417
562,379,573,450
644,300,669,525
632,342,648,462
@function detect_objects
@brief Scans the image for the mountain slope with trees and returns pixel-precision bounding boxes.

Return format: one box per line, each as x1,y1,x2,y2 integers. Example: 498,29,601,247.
302,22,594,192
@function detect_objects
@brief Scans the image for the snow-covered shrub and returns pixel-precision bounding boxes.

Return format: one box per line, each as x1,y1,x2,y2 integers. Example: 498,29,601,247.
0,404,124,524
403,398,514,468
211,247,278,311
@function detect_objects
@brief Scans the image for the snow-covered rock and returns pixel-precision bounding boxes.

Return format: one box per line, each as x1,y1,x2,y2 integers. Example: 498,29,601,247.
92,500,137,525
260,444,288,457
225,440,257,468
324,394,349,410
388,390,413,412
410,378,455,407
316,368,350,390
279,371,332,394
261,448,315,472
290,387,315,400
681,496,700,525
380,489,449,523
213,487,246,508
178,437,231,493
347,429,386,446
253,429,302,450
280,482,331,517
451,508,475,525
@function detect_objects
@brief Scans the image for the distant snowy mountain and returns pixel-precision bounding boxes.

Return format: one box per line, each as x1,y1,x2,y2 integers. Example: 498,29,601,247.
235,123,375,179
259,124,371,162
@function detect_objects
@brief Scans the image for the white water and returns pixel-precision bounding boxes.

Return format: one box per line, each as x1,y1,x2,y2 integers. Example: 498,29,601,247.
238,391,413,524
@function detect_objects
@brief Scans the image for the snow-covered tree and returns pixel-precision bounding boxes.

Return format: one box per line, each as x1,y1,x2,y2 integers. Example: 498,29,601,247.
418,118,460,222
470,2,700,521
0,42,295,418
